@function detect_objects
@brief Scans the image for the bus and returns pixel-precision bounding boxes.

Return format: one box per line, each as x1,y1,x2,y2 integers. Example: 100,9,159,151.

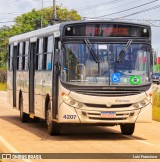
7,20,153,135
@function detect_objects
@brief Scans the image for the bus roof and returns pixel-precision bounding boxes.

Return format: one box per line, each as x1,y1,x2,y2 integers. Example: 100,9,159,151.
59,20,151,28
9,20,151,43
9,23,61,44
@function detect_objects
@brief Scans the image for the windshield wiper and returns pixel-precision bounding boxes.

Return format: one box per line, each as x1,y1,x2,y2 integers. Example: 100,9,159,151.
84,39,100,63
116,39,132,62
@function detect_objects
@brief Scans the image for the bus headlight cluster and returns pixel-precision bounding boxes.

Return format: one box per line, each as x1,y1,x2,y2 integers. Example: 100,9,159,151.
133,96,151,109
61,92,84,108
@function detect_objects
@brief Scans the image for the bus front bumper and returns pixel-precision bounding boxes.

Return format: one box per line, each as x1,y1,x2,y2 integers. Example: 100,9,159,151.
57,102,152,124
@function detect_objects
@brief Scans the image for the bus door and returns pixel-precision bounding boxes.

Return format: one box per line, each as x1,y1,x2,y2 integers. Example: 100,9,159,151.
13,43,18,108
29,38,37,115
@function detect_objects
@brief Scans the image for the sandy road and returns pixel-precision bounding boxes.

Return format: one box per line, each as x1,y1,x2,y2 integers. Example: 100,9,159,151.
0,90,160,162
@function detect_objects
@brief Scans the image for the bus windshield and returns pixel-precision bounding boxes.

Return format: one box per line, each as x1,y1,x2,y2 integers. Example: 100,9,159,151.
60,42,151,86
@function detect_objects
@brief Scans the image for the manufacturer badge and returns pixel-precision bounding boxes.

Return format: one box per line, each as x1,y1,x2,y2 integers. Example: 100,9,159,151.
106,102,112,108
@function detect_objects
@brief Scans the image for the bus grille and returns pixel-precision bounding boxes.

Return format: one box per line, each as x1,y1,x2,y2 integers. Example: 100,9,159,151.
73,89,141,96
84,103,132,108
85,111,133,121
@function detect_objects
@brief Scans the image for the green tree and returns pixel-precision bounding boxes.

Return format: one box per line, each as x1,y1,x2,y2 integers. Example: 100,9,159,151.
14,6,81,31
0,25,10,68
0,6,81,68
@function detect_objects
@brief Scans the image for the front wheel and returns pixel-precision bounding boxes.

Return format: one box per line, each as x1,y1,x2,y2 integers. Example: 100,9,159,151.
19,96,29,123
46,101,61,135
120,123,135,135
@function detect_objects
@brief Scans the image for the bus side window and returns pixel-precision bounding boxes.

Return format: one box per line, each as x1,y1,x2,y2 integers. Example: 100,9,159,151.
38,38,43,71
43,37,48,70
25,41,29,70
35,38,43,71
46,36,53,70
19,42,23,71
17,43,20,70
8,45,10,70
10,45,14,71
35,39,39,70
8,45,11,71
22,42,26,70
7,45,10,70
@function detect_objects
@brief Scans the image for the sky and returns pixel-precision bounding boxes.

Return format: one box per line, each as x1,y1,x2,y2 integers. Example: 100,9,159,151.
0,0,160,56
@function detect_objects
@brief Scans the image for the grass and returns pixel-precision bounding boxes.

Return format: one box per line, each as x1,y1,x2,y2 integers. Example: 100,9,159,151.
0,82,7,91
152,88,160,122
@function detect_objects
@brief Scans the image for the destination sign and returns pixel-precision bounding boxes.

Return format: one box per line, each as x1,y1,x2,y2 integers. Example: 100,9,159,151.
86,27,128,36
64,24,149,37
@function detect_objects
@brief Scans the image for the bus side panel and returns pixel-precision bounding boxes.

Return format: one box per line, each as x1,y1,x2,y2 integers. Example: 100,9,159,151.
42,71,52,119
16,71,21,110
22,71,29,114
16,71,29,113
7,71,13,106
34,71,43,118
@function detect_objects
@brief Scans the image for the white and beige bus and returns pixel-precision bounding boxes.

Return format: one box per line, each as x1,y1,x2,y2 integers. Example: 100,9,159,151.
7,20,152,135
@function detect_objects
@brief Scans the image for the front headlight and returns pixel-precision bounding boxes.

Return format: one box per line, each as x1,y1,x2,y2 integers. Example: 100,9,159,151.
133,96,151,109
61,92,84,108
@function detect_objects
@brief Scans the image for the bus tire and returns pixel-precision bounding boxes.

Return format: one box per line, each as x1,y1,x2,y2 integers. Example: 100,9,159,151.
19,96,29,123
47,101,61,135
120,123,135,135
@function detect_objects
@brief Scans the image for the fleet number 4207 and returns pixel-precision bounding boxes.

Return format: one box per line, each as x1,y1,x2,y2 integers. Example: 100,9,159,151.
63,115,76,119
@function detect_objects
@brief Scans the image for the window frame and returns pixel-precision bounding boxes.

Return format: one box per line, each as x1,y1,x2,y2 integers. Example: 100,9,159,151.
35,35,54,71
8,44,14,71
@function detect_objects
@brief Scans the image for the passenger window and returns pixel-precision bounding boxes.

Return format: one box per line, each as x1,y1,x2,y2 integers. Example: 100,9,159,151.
19,42,23,71
43,37,48,70
25,41,29,70
36,38,43,71
8,45,10,70
46,53,52,70
8,45,13,71
43,37,48,53
46,36,53,70
35,39,39,70
22,42,26,70
38,38,43,70
17,43,20,70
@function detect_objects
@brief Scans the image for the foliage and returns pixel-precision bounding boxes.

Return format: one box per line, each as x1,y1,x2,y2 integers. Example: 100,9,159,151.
0,68,7,82
0,6,81,68
0,82,7,91
0,26,10,68
14,6,81,30
0,67,7,91
152,88,160,122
